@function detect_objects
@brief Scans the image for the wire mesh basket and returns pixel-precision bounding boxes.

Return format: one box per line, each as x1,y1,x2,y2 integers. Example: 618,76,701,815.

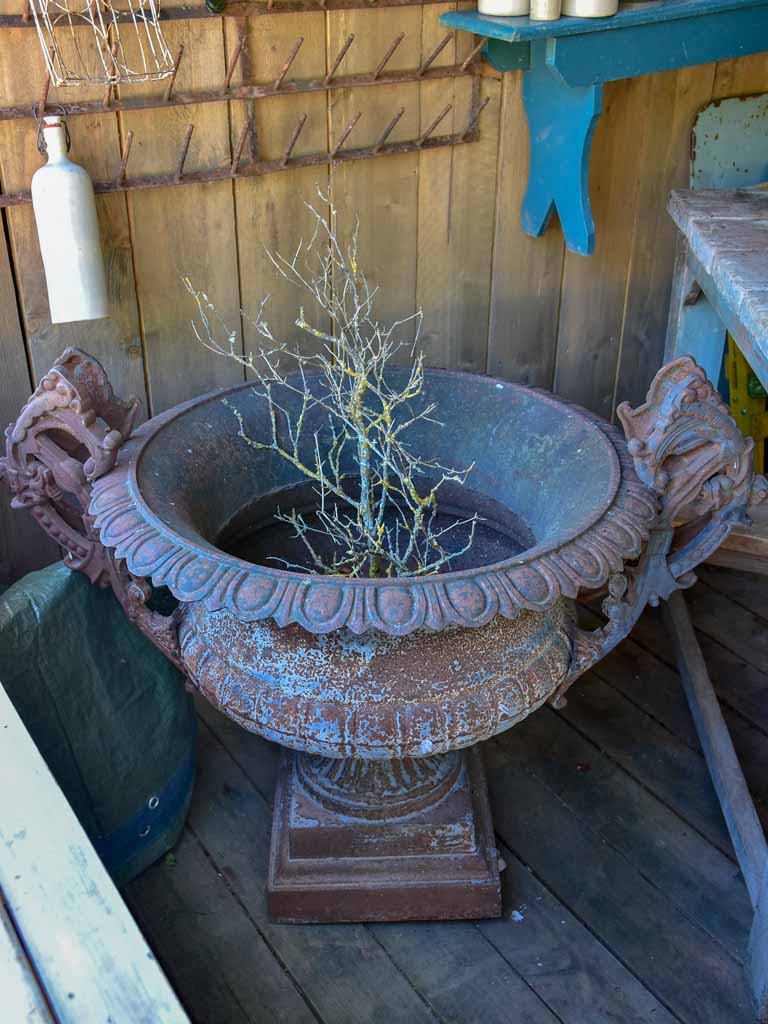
29,0,175,87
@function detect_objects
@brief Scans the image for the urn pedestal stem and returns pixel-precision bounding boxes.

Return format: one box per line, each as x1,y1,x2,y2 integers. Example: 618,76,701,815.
267,747,502,923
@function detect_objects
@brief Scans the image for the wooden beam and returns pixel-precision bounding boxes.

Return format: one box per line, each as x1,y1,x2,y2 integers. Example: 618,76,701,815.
663,590,767,907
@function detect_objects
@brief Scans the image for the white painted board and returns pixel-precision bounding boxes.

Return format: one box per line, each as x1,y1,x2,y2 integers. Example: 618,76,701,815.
0,897,55,1023
0,684,190,1024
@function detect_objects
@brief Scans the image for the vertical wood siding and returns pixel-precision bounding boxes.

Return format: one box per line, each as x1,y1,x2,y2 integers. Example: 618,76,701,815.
0,5,766,579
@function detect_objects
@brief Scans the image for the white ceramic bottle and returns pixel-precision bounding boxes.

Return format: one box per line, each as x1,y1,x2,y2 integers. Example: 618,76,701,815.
31,116,109,324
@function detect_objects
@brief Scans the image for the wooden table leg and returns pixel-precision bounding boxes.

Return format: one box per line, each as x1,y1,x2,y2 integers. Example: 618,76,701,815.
751,865,768,1024
663,241,727,386
664,590,768,1021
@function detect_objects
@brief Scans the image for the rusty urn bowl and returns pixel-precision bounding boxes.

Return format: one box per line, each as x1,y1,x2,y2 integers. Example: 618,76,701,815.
5,351,763,924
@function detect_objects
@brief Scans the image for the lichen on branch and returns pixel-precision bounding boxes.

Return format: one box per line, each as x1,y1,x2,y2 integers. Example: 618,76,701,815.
185,188,477,579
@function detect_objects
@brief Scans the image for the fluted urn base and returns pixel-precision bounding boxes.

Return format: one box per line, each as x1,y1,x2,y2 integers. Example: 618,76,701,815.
268,748,501,923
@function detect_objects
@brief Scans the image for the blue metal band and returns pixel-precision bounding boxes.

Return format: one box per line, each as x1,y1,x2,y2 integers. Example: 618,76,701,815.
92,747,196,875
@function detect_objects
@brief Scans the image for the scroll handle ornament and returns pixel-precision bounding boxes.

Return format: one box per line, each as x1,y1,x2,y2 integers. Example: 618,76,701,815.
0,347,183,669
553,355,768,708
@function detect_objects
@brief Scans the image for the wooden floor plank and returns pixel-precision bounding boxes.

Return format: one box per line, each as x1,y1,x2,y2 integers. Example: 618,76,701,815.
697,566,768,628
681,582,768,682
516,701,752,957
188,722,441,1024
553,671,741,857
583,612,768,808
366,920,559,1024
479,848,677,1024
485,739,754,1024
124,830,318,1024
627,602,768,738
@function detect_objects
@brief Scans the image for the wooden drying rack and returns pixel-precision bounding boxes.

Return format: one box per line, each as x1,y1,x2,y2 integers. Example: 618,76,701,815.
0,2,491,206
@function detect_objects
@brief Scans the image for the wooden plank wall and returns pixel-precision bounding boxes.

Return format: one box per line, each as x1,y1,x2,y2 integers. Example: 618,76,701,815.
0,7,766,580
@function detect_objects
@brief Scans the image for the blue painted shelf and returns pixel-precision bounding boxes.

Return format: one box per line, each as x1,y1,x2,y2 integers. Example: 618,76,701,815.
441,0,768,254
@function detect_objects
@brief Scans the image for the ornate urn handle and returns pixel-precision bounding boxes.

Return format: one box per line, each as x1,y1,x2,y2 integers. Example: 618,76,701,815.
617,355,768,574
553,356,768,708
1,348,183,669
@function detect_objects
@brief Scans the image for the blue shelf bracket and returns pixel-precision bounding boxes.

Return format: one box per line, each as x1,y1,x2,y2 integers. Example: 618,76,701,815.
442,0,768,256
518,41,600,255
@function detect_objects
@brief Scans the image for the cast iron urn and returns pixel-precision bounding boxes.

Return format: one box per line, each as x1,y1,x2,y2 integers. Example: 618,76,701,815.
3,350,766,922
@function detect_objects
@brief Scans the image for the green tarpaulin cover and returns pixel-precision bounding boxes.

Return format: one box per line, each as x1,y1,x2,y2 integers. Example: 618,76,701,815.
0,563,196,885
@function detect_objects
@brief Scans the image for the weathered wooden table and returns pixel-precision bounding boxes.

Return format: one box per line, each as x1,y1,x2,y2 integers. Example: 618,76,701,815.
664,186,768,1023
665,188,768,392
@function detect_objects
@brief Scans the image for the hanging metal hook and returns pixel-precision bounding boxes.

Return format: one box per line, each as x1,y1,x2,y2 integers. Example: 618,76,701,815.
35,104,71,155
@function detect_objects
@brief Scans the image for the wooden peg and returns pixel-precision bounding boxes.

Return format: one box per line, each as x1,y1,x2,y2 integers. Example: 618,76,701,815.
324,34,354,85
281,113,308,167
117,130,133,186
373,106,404,153
461,36,489,71
331,112,361,158
462,95,490,139
224,34,247,91
418,33,452,77
419,103,452,146
102,43,118,108
231,122,250,175
164,44,184,103
39,69,51,117
273,37,303,91
371,33,404,80
175,124,194,181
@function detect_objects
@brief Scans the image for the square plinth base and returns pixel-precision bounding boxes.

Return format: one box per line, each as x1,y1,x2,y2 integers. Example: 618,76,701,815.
267,746,501,923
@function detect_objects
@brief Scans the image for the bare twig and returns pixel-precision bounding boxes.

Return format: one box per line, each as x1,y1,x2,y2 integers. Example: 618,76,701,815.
184,190,478,579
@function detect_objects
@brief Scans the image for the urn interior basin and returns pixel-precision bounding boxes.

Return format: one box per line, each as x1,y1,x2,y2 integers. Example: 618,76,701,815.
132,369,623,585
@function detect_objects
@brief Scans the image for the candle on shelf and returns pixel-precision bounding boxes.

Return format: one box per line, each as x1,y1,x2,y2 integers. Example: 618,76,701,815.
530,0,561,19
561,0,619,14
477,0,529,14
